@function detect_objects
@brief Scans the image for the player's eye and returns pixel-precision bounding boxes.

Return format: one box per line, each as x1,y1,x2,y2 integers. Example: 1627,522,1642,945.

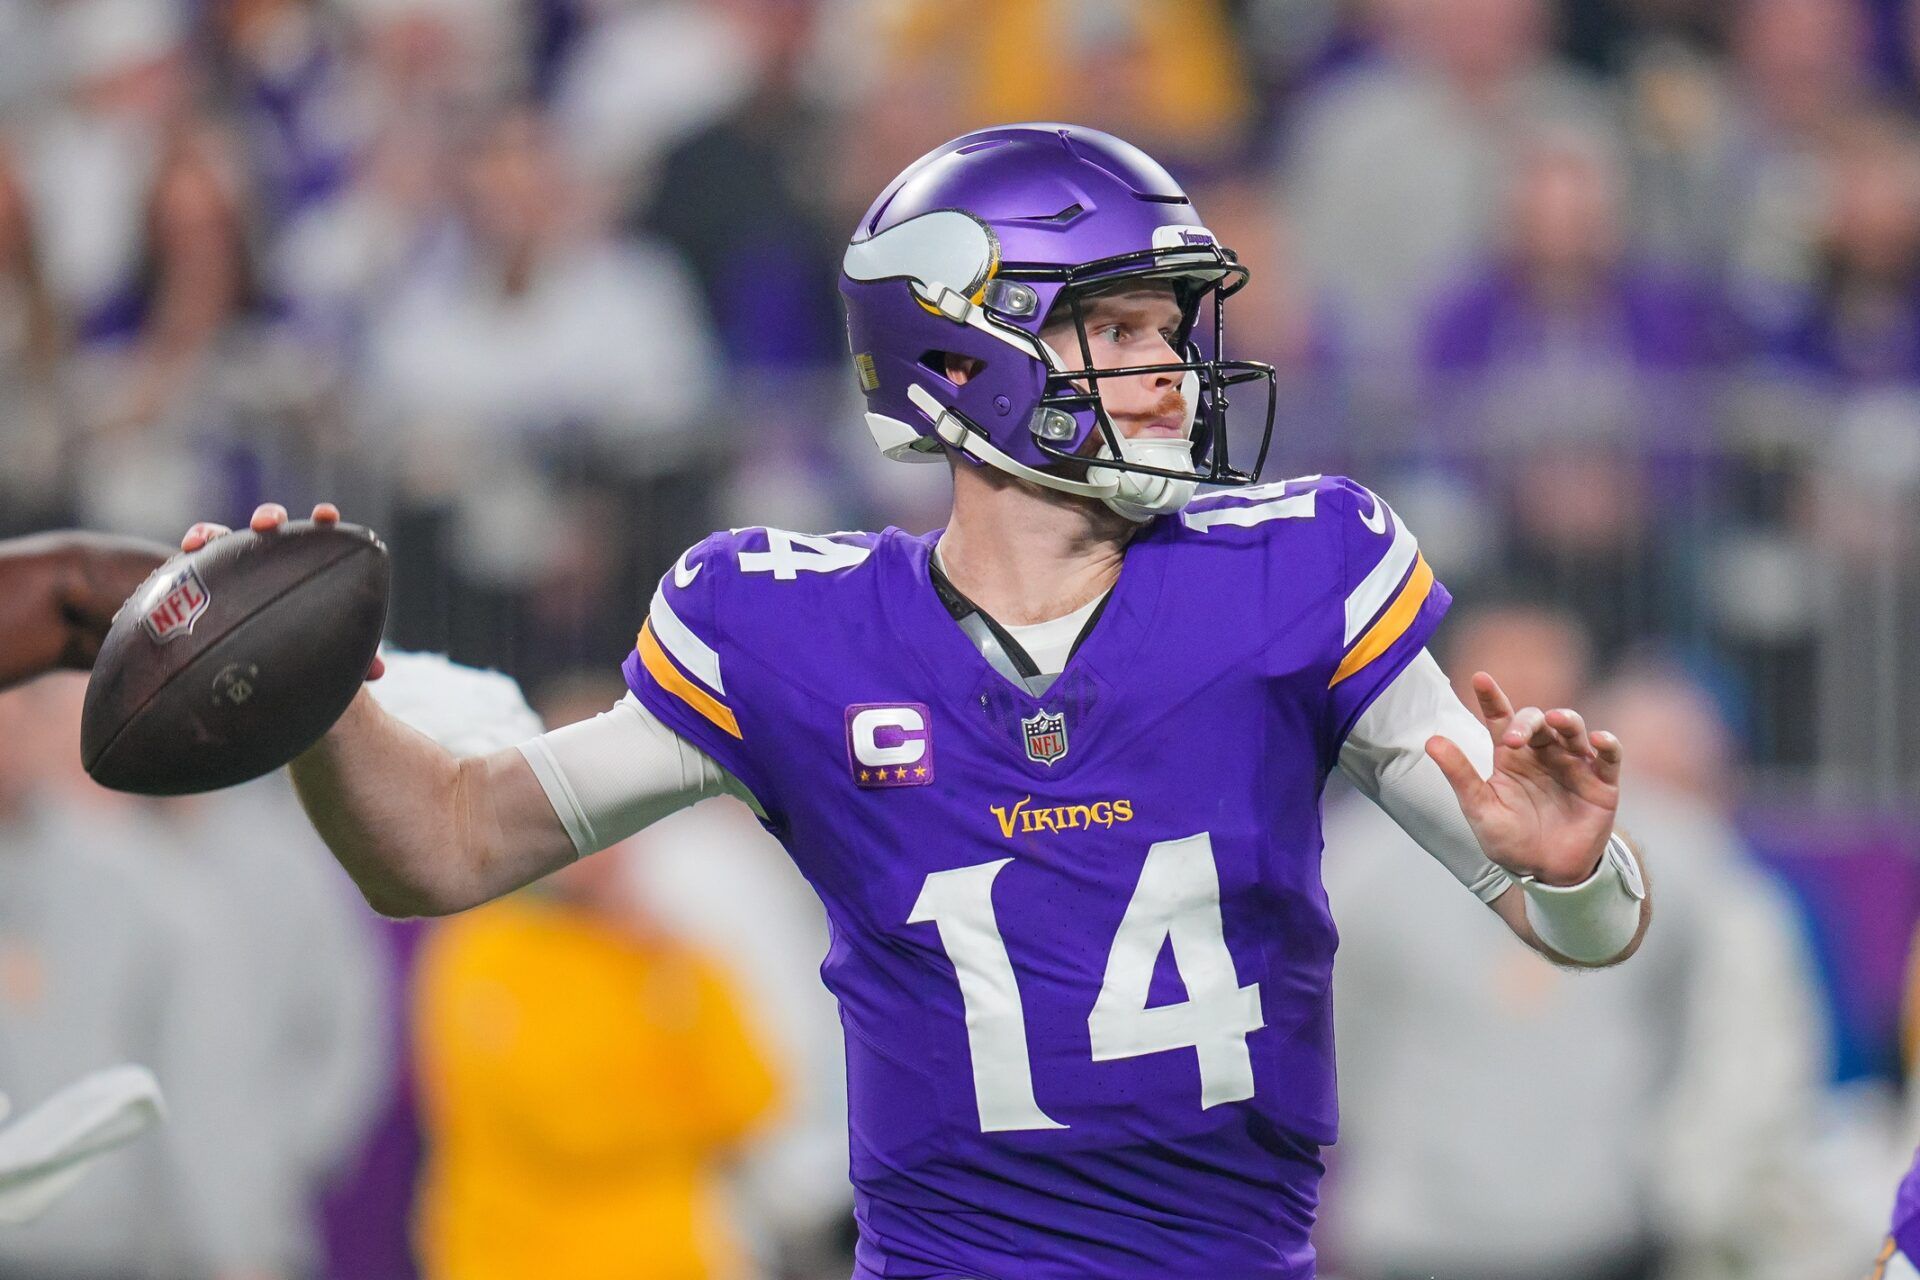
1098,324,1128,345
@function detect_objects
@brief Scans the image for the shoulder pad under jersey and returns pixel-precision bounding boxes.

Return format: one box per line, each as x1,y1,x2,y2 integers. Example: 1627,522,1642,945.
623,527,882,811
1177,474,1451,743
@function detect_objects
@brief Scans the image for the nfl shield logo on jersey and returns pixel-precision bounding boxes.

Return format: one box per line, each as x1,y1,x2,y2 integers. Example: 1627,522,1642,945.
141,564,211,643
1021,709,1068,766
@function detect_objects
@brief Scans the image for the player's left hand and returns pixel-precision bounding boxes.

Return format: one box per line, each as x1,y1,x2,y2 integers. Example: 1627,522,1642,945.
54,532,169,670
1425,672,1622,887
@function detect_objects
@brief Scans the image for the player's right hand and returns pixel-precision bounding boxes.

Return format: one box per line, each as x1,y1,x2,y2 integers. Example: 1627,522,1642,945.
181,502,386,681
181,500,331,551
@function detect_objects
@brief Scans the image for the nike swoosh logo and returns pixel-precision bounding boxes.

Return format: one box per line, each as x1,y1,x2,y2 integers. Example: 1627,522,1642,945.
673,549,702,588
1359,489,1388,535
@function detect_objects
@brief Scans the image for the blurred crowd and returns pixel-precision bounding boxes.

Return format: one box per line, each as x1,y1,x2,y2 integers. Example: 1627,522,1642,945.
5,0,1920,1277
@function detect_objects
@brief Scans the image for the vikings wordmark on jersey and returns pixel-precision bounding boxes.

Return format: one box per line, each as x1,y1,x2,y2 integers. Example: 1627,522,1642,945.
622,475,1446,1280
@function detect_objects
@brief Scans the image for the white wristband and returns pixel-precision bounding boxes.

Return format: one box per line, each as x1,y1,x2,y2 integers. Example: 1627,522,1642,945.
1520,834,1645,964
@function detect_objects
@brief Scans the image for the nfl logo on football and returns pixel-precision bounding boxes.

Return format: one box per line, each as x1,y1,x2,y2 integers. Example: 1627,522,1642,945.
142,564,211,644
1021,709,1068,766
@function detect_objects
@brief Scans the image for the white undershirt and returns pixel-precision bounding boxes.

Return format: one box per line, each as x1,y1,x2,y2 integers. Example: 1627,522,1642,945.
929,544,1105,682
517,643,1514,905
1001,593,1106,677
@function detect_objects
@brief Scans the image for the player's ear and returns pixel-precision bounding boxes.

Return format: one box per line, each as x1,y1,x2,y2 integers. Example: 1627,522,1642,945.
942,353,985,385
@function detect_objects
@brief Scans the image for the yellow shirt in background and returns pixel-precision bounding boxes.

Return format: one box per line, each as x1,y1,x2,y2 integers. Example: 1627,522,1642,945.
884,0,1253,161
413,897,782,1280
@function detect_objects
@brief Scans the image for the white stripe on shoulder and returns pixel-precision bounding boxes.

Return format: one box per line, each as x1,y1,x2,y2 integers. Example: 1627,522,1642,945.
1344,503,1418,645
1182,489,1317,531
649,588,725,694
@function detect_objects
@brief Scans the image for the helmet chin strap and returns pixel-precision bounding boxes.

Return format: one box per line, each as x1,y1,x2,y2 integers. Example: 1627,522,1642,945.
1088,371,1202,523
905,373,1205,522
906,383,1120,501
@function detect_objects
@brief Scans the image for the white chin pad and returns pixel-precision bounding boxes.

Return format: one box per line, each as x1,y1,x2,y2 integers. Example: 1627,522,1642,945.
1091,372,1202,522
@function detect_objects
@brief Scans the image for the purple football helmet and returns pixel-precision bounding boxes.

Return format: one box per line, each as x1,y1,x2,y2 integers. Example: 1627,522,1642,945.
840,123,1277,519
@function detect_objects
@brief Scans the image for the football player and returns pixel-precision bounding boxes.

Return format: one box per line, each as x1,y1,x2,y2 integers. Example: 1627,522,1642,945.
0,531,165,691
188,125,1649,1279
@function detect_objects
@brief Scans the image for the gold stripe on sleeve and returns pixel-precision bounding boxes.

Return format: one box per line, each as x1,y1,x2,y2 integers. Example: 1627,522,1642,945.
1330,554,1435,688
637,622,743,740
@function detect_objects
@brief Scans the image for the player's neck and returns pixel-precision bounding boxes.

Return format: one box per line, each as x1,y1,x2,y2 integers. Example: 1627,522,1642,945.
938,463,1135,626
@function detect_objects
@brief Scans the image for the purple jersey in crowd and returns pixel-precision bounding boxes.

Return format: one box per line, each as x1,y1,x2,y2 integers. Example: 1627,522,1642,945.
623,474,1449,1279
1881,1150,1920,1276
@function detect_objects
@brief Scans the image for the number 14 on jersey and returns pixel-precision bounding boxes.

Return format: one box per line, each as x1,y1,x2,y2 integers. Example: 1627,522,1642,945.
909,832,1264,1133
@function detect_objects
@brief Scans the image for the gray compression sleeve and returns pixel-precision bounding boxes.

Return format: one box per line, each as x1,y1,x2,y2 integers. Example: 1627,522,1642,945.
1337,649,1516,903
516,693,756,857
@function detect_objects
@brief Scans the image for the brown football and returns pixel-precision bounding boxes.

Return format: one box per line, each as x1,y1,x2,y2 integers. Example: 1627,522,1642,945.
80,520,390,795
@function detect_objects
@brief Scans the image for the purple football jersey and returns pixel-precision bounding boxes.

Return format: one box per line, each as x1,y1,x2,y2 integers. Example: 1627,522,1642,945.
624,475,1449,1279
1887,1148,1920,1271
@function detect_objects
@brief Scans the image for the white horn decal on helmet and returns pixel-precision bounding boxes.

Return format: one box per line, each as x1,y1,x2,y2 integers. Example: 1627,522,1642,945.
844,208,1055,370
843,210,999,305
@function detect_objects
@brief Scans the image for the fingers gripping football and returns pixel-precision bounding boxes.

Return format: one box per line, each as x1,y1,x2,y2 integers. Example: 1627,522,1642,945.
181,502,339,552
178,503,381,680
